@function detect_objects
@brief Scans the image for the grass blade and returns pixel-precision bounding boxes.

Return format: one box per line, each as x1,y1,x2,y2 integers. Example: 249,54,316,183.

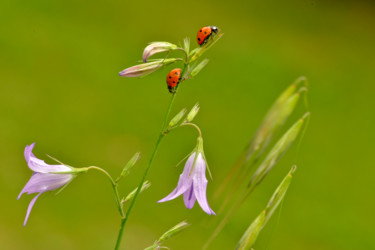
248,113,309,189
236,166,296,250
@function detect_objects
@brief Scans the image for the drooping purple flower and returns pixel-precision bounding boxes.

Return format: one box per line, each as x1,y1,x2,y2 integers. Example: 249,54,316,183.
158,152,215,215
18,143,74,226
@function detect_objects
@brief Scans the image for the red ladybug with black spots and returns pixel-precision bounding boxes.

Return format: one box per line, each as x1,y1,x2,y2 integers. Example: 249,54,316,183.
166,68,181,93
197,26,219,46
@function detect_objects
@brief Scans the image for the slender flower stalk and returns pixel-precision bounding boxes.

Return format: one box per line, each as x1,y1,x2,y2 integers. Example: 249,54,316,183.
18,143,87,226
115,92,179,250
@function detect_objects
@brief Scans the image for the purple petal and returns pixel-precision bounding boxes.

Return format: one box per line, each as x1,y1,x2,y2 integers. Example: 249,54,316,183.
24,143,36,162
18,173,73,198
24,144,72,173
193,154,215,215
23,193,42,226
183,184,196,209
158,174,192,203
158,153,197,203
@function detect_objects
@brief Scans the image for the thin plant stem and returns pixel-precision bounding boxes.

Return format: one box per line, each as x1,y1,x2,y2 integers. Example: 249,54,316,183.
114,93,176,250
180,122,203,137
87,166,124,217
114,51,189,250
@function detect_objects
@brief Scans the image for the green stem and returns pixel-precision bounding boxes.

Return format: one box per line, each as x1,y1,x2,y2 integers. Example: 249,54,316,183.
114,93,177,250
87,166,124,217
180,122,202,137
114,53,189,250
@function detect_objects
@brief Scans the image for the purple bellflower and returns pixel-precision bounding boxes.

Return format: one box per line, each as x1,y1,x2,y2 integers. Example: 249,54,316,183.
158,139,215,215
18,143,84,226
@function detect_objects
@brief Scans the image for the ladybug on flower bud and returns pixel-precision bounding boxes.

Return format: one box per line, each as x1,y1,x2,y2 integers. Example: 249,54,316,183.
197,26,219,46
166,68,182,93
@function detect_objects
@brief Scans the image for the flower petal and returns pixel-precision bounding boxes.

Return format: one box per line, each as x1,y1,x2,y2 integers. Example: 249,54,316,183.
158,153,197,203
158,174,192,203
24,144,72,173
23,193,42,226
183,184,196,209
193,154,215,215
18,173,73,198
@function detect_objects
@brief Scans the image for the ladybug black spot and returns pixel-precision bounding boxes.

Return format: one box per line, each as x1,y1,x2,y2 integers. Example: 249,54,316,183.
200,29,202,32
198,38,201,41
175,72,179,75
204,32,207,34
173,81,176,83
169,76,172,79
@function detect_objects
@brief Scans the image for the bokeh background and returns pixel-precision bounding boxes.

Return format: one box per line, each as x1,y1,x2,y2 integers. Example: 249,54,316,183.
1,0,374,249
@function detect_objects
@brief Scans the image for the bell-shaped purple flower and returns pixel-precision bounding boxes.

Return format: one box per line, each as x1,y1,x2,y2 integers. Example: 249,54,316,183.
18,143,76,226
158,152,215,215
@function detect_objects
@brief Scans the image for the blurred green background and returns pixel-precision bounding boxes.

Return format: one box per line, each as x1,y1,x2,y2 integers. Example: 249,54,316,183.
1,0,374,249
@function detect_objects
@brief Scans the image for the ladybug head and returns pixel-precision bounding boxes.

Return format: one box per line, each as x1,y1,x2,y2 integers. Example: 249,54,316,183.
211,26,219,33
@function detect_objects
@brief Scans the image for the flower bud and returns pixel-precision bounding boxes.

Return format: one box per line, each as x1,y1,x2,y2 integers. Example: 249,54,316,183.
143,42,178,62
190,59,209,77
186,103,200,122
116,152,140,182
119,58,179,77
123,180,151,203
168,108,187,128
158,221,190,243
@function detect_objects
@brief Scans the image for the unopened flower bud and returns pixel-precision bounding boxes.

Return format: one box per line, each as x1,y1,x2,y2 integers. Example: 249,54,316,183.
119,58,179,77
158,221,190,243
123,180,151,203
186,103,200,122
190,59,209,77
168,108,187,128
143,42,178,62
116,152,140,182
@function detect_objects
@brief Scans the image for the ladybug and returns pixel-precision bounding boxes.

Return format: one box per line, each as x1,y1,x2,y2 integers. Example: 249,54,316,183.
197,26,219,46
166,68,182,93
